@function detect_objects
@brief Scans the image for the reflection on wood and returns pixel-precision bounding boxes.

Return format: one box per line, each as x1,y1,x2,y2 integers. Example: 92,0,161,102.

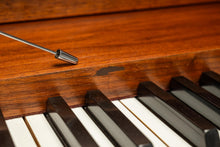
0,49,219,119
0,0,218,24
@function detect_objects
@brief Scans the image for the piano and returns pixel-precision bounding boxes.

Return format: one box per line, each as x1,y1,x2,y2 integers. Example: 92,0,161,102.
0,0,219,146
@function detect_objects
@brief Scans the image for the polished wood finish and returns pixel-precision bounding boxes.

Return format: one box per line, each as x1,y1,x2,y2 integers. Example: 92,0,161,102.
0,3,220,80
0,3,219,119
0,49,219,119
0,0,218,24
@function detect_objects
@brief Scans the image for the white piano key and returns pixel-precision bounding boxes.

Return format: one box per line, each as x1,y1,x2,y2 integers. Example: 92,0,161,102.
112,100,167,147
25,114,63,147
6,117,37,147
72,107,114,147
120,98,191,147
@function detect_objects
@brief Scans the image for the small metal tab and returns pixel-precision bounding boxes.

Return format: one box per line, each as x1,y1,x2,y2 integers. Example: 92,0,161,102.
55,49,78,64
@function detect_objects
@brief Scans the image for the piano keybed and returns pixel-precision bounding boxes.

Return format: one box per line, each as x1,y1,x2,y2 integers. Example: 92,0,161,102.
1,71,219,147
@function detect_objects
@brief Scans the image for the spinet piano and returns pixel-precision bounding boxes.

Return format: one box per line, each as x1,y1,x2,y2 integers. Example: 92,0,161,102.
0,0,220,146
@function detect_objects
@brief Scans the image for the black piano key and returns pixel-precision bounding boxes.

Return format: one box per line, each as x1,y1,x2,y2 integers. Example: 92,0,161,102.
170,76,220,110
199,71,220,97
170,76,220,128
44,113,69,147
205,129,220,147
84,90,152,147
0,109,14,147
199,71,220,86
46,97,98,147
137,81,220,147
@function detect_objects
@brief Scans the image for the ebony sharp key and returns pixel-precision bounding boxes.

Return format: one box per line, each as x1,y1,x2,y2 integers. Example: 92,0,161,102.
137,81,220,147
0,109,15,147
199,71,220,97
46,97,98,147
84,90,152,147
170,76,220,128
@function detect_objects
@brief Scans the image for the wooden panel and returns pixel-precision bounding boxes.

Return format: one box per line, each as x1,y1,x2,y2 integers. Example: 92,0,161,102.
0,49,219,119
0,3,220,81
0,3,220,119
0,0,218,24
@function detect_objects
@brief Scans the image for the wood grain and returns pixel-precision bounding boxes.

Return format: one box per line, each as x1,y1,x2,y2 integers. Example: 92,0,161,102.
0,3,220,81
0,49,219,119
0,0,218,24
0,3,219,119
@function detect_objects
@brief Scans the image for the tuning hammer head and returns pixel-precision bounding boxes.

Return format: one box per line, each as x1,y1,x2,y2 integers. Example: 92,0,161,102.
55,49,78,64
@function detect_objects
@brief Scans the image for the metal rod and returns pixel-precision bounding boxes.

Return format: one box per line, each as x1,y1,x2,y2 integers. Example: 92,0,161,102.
0,31,78,64
0,31,56,55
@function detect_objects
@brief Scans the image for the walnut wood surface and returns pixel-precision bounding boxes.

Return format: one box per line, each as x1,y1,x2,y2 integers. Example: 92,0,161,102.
0,4,219,118
0,0,218,24
0,49,219,119
0,3,220,80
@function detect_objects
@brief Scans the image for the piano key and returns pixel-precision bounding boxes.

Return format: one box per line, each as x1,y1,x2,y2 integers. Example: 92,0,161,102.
84,104,132,147
25,114,63,147
46,96,98,147
6,117,36,147
72,107,114,147
205,129,220,147
84,90,152,147
171,76,220,110
120,98,191,147
199,71,220,97
0,109,15,147
46,111,80,147
170,76,220,127
137,81,220,147
112,100,167,147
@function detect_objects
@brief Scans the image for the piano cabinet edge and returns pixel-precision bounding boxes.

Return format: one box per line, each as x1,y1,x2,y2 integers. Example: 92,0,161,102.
1,0,218,24
0,49,219,119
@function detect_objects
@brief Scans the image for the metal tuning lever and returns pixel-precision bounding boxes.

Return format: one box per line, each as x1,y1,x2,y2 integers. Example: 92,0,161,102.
0,31,78,65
